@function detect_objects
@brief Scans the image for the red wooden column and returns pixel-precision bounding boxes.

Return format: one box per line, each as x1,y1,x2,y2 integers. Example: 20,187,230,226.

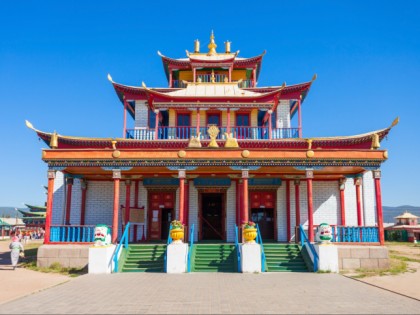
185,179,190,228
236,180,243,226
354,177,363,226
154,109,160,140
196,108,200,135
242,170,249,223
252,68,257,87
65,177,74,225
125,180,131,224
133,180,139,241
123,98,128,138
268,110,273,140
178,169,186,223
286,180,291,242
297,97,302,138
306,170,314,242
44,170,56,244
80,179,87,225
112,170,121,243
168,67,173,87
339,178,346,226
227,108,231,134
373,170,385,245
294,179,301,228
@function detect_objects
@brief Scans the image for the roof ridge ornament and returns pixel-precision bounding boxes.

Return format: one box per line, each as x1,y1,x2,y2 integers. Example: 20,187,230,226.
391,117,399,128
207,30,217,56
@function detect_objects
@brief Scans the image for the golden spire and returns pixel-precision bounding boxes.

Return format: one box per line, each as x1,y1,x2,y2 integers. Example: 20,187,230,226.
207,30,217,56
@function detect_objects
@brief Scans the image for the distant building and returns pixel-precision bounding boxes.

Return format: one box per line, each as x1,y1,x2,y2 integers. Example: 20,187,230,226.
385,211,420,242
0,217,25,238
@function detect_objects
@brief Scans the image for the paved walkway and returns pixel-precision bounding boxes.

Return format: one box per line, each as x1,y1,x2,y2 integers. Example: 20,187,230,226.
0,240,70,305
0,272,419,314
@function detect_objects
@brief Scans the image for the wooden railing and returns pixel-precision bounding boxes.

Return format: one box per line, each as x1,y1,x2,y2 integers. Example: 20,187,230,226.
331,226,379,243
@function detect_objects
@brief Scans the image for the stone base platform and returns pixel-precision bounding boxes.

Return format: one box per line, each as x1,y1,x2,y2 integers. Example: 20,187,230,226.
37,244,91,268
337,245,389,270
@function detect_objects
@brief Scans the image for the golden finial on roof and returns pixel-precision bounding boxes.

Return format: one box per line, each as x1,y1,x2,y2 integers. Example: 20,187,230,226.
225,40,231,53
207,30,217,56
50,131,58,149
194,39,200,53
371,133,380,150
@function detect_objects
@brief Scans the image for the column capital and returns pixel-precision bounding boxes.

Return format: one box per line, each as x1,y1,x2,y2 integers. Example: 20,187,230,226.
66,177,74,185
154,109,160,114
372,170,381,179
178,169,186,179
112,169,121,179
339,178,347,190
241,169,249,179
354,177,362,186
267,109,273,115
47,170,56,179
294,179,301,186
305,170,314,179
125,179,132,186
80,179,88,190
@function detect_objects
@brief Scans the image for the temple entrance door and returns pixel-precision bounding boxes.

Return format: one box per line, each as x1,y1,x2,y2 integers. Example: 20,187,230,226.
250,191,276,240
148,192,175,241
251,208,275,240
200,193,225,241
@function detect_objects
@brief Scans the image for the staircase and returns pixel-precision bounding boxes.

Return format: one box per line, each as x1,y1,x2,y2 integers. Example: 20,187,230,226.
192,244,237,272
263,243,309,272
120,244,166,272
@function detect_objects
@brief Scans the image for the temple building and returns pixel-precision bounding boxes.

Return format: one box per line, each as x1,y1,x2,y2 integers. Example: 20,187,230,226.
18,204,46,229
27,32,397,272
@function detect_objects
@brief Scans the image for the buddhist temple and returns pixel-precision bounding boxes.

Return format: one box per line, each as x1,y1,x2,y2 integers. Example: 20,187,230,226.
27,32,397,272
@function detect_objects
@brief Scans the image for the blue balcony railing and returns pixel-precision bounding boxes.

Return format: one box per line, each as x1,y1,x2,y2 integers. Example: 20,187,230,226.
126,127,300,140
331,226,379,243
50,225,97,243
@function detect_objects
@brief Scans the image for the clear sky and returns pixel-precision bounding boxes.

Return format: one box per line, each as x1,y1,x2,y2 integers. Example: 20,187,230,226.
0,1,419,207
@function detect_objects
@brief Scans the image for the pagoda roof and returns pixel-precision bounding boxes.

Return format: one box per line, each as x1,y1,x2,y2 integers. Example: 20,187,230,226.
18,209,46,217
158,50,265,82
25,118,398,151
395,211,419,219
24,204,46,212
109,75,314,111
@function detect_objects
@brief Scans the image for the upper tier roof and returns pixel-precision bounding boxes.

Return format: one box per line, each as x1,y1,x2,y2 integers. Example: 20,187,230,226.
25,118,398,151
158,32,265,81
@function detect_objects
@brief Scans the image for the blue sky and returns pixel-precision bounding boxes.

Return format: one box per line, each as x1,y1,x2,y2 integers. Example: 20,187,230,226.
0,1,419,207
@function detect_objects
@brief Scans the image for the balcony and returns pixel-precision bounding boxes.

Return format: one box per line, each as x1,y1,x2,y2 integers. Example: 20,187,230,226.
126,126,299,140
171,79,253,88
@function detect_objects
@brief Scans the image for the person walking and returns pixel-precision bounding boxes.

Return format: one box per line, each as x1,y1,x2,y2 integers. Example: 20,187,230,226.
9,235,24,270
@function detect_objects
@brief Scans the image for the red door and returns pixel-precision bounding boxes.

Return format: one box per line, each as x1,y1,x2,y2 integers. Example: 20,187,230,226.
148,192,174,240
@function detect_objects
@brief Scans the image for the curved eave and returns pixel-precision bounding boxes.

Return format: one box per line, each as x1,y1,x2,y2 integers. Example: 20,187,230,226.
159,51,265,81
142,85,283,103
29,122,395,151
24,204,46,212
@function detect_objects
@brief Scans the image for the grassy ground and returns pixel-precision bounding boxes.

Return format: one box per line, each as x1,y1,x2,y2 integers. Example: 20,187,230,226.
20,242,87,277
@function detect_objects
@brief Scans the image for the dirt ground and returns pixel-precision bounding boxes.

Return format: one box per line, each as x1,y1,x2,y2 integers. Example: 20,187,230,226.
357,243,420,300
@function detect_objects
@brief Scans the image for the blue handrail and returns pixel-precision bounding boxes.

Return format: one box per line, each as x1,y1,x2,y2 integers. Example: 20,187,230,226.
163,224,173,272
113,222,131,273
187,224,195,272
255,224,266,272
331,226,379,243
299,224,318,272
235,225,241,272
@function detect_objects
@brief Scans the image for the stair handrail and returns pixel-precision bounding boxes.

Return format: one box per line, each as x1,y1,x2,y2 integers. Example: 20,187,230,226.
164,224,173,272
299,224,318,272
256,224,266,272
187,224,195,272
235,225,241,272
113,221,131,273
